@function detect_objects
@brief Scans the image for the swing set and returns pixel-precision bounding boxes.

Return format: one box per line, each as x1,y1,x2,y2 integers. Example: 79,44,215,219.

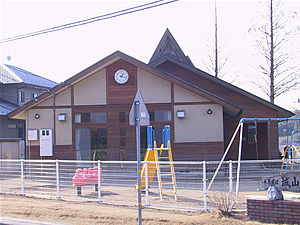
207,117,300,202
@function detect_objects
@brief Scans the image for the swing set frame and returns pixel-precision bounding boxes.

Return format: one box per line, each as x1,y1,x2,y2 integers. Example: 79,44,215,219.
207,117,300,202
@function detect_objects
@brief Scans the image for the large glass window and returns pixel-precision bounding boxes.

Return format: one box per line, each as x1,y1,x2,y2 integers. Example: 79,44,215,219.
75,128,108,161
75,129,91,161
91,128,107,150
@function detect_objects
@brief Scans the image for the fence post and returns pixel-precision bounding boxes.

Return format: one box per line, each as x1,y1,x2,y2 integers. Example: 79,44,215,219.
21,159,24,196
229,160,233,210
203,161,207,211
98,161,102,203
56,160,60,199
145,161,149,207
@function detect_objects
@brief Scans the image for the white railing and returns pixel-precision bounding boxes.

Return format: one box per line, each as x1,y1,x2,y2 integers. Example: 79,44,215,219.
0,159,294,211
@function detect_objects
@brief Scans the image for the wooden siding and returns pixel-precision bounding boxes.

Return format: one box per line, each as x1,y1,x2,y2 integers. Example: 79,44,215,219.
24,59,282,162
26,145,74,160
173,142,224,161
107,59,137,105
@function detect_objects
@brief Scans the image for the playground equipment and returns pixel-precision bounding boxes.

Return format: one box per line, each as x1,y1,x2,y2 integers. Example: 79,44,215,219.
136,125,177,201
281,129,300,174
207,118,300,203
73,167,103,186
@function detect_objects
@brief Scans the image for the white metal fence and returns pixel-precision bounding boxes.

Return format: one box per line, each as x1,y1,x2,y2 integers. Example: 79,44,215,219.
0,159,296,211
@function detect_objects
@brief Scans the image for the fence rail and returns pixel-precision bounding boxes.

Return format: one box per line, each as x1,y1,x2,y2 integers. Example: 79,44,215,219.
0,159,298,211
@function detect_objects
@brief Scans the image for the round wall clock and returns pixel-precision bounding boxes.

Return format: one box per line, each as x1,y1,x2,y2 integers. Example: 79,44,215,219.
114,69,129,84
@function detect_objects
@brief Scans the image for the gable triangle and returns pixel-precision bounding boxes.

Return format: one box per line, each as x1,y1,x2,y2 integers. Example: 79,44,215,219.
159,38,181,59
149,28,194,67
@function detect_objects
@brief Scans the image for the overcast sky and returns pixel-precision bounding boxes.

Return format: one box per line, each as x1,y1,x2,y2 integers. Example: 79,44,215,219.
1,0,300,110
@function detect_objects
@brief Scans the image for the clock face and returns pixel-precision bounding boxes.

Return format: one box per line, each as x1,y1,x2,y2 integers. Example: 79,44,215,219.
114,69,129,84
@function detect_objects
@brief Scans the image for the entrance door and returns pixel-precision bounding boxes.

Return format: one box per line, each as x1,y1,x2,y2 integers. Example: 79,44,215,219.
242,123,268,160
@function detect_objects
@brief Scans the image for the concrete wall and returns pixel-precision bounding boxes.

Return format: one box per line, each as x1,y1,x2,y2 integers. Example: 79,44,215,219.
174,104,223,143
26,108,72,146
174,85,209,103
137,68,171,103
74,69,106,105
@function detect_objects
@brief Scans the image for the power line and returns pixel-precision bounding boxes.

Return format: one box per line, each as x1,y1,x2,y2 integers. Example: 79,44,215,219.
0,0,178,44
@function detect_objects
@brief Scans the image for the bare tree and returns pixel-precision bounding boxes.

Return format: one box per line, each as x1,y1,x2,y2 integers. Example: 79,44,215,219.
201,1,232,79
249,0,300,104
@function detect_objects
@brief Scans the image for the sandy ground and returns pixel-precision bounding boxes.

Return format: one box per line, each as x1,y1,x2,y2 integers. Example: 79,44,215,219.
0,194,276,225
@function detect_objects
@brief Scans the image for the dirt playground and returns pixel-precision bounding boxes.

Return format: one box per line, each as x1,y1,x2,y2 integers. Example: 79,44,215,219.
0,194,278,225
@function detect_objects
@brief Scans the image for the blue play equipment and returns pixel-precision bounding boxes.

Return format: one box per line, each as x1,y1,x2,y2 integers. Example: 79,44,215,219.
147,125,171,159
139,125,177,201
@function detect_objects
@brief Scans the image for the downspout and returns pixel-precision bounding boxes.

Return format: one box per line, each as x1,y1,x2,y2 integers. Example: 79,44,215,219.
48,90,57,159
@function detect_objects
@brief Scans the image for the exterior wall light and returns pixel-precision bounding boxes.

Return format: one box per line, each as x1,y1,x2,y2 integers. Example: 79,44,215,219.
207,109,212,115
58,113,66,121
177,110,185,118
35,113,40,119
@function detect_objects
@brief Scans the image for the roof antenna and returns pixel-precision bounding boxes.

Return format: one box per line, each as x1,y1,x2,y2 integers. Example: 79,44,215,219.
7,54,11,61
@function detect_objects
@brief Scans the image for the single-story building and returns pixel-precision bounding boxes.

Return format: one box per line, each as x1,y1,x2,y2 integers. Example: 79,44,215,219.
8,29,293,161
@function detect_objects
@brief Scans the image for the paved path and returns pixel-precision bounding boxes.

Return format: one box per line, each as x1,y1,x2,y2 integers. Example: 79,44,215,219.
0,217,63,225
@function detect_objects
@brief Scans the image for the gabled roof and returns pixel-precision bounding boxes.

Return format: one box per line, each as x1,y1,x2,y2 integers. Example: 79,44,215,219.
0,98,18,116
149,28,194,67
7,29,293,119
8,51,243,119
148,29,293,118
0,64,57,88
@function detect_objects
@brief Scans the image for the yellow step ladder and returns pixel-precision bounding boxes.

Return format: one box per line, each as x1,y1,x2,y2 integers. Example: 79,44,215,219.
153,141,177,201
281,145,300,174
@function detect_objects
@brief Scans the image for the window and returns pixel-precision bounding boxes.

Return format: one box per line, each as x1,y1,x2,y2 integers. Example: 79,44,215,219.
75,128,107,161
149,111,172,122
75,129,91,161
120,127,126,147
75,113,81,123
91,112,107,123
119,112,125,123
248,124,257,144
93,150,108,161
91,128,107,150
19,91,25,103
120,148,126,161
149,112,155,122
155,111,172,121
75,112,107,124
81,113,90,123
31,93,37,100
